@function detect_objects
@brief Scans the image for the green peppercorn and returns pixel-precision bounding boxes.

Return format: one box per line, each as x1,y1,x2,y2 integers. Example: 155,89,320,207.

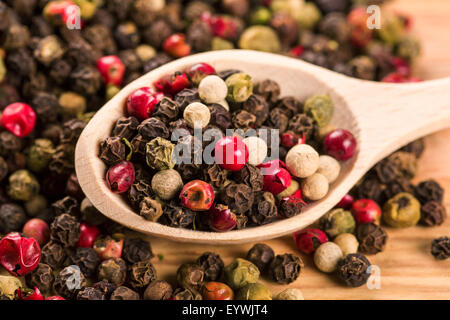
236,283,272,300
0,57,5,83
396,36,421,61
73,0,98,20
377,14,405,45
145,137,175,170
59,92,87,118
294,2,322,30
25,195,48,217
383,192,421,228
211,37,234,51
7,170,40,201
106,85,121,101
250,7,272,25
303,94,334,127
224,258,260,290
238,26,281,53
27,139,55,173
225,73,253,103
319,208,356,239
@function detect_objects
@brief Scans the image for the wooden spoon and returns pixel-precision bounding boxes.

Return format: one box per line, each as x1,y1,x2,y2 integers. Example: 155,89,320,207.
75,50,450,244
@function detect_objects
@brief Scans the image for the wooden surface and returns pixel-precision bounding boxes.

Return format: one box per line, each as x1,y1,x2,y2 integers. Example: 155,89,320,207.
146,0,450,299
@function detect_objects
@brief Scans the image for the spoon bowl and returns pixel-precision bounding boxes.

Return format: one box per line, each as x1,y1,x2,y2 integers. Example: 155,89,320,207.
75,50,450,244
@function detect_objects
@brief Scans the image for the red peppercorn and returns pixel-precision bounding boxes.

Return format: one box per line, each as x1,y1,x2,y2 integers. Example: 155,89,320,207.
0,232,41,276
289,45,304,58
208,204,237,232
185,63,216,86
347,8,373,49
126,87,163,121
293,228,328,254
280,131,299,148
258,160,292,195
22,218,50,246
214,136,249,171
46,296,65,300
201,13,238,40
93,237,124,260
76,223,100,248
351,199,382,225
337,194,354,210
324,129,357,161
0,103,36,138
43,0,77,25
106,161,135,194
97,55,126,86
154,73,191,96
390,57,411,77
163,34,191,58
202,282,234,300
180,180,215,212
15,287,44,300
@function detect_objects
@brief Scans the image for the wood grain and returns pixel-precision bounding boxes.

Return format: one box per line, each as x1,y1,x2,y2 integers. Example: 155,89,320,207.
147,0,450,299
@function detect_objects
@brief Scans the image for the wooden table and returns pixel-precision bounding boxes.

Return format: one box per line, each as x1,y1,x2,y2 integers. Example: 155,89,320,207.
148,0,450,300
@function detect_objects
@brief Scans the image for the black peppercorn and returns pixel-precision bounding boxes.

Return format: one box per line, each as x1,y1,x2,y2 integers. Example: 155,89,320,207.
187,20,212,52
267,108,289,133
25,263,55,295
77,287,105,300
354,177,385,204
356,223,388,255
54,265,87,299
115,21,140,49
420,201,447,226
98,258,128,286
122,238,154,264
0,157,8,181
31,92,59,125
52,196,79,217
161,201,195,229
144,280,173,300
92,281,117,300
110,286,140,300
269,253,304,284
431,236,449,260
137,117,170,140
154,97,180,122
69,65,102,96
232,110,256,130
70,247,101,277
143,20,173,49
288,114,315,140
0,203,27,234
177,263,205,290
196,252,224,282
60,119,86,145
400,139,425,158
0,131,23,157
246,243,275,273
249,192,278,225
41,241,67,269
337,253,371,287
414,179,444,204
172,287,202,300
50,213,81,247
112,116,139,140
143,53,172,73
208,104,231,131
99,136,126,166
128,260,157,290
220,183,254,215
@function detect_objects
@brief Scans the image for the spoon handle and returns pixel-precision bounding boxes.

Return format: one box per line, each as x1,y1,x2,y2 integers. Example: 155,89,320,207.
337,78,450,166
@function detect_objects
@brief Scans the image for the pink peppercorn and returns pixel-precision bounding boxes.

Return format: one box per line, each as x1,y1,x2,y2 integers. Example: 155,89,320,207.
0,103,36,138
106,161,135,194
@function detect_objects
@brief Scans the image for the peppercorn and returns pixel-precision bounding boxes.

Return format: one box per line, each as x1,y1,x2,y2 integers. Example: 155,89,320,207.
0,275,23,300
144,280,173,300
220,183,254,215
151,169,183,201
50,213,80,247
250,191,278,225
286,144,320,178
59,92,87,118
236,283,272,300
225,73,253,103
0,203,27,234
274,288,304,300
388,151,418,179
269,253,303,284
70,247,101,277
196,252,224,282
77,287,105,301
420,201,447,227
59,119,86,145
320,208,356,239
304,94,334,127
400,138,425,158
173,287,202,300
7,170,40,201
110,286,140,300
383,192,421,228
317,155,341,184
53,265,87,299
177,263,205,290
41,241,67,269
146,137,175,170
224,258,260,290
0,132,23,157
25,263,54,296
238,26,281,53
52,196,79,217
98,258,127,286
356,223,388,255
246,243,275,273
128,260,157,290
337,253,371,287
414,179,444,204
431,237,449,260
314,242,343,273
27,139,56,173
183,102,211,129
302,173,330,201
122,238,153,264
139,197,163,222
161,201,195,228
333,233,359,256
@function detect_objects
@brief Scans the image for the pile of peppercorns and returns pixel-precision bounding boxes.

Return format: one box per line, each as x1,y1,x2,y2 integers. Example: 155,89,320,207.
0,0,447,301
100,64,358,231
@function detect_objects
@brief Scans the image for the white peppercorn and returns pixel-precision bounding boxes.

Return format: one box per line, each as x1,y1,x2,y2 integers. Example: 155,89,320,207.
333,233,359,256
317,155,341,184
301,173,329,201
285,144,319,178
183,102,211,128
243,136,267,166
198,75,228,104
314,242,343,273
151,169,183,200
274,288,304,300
